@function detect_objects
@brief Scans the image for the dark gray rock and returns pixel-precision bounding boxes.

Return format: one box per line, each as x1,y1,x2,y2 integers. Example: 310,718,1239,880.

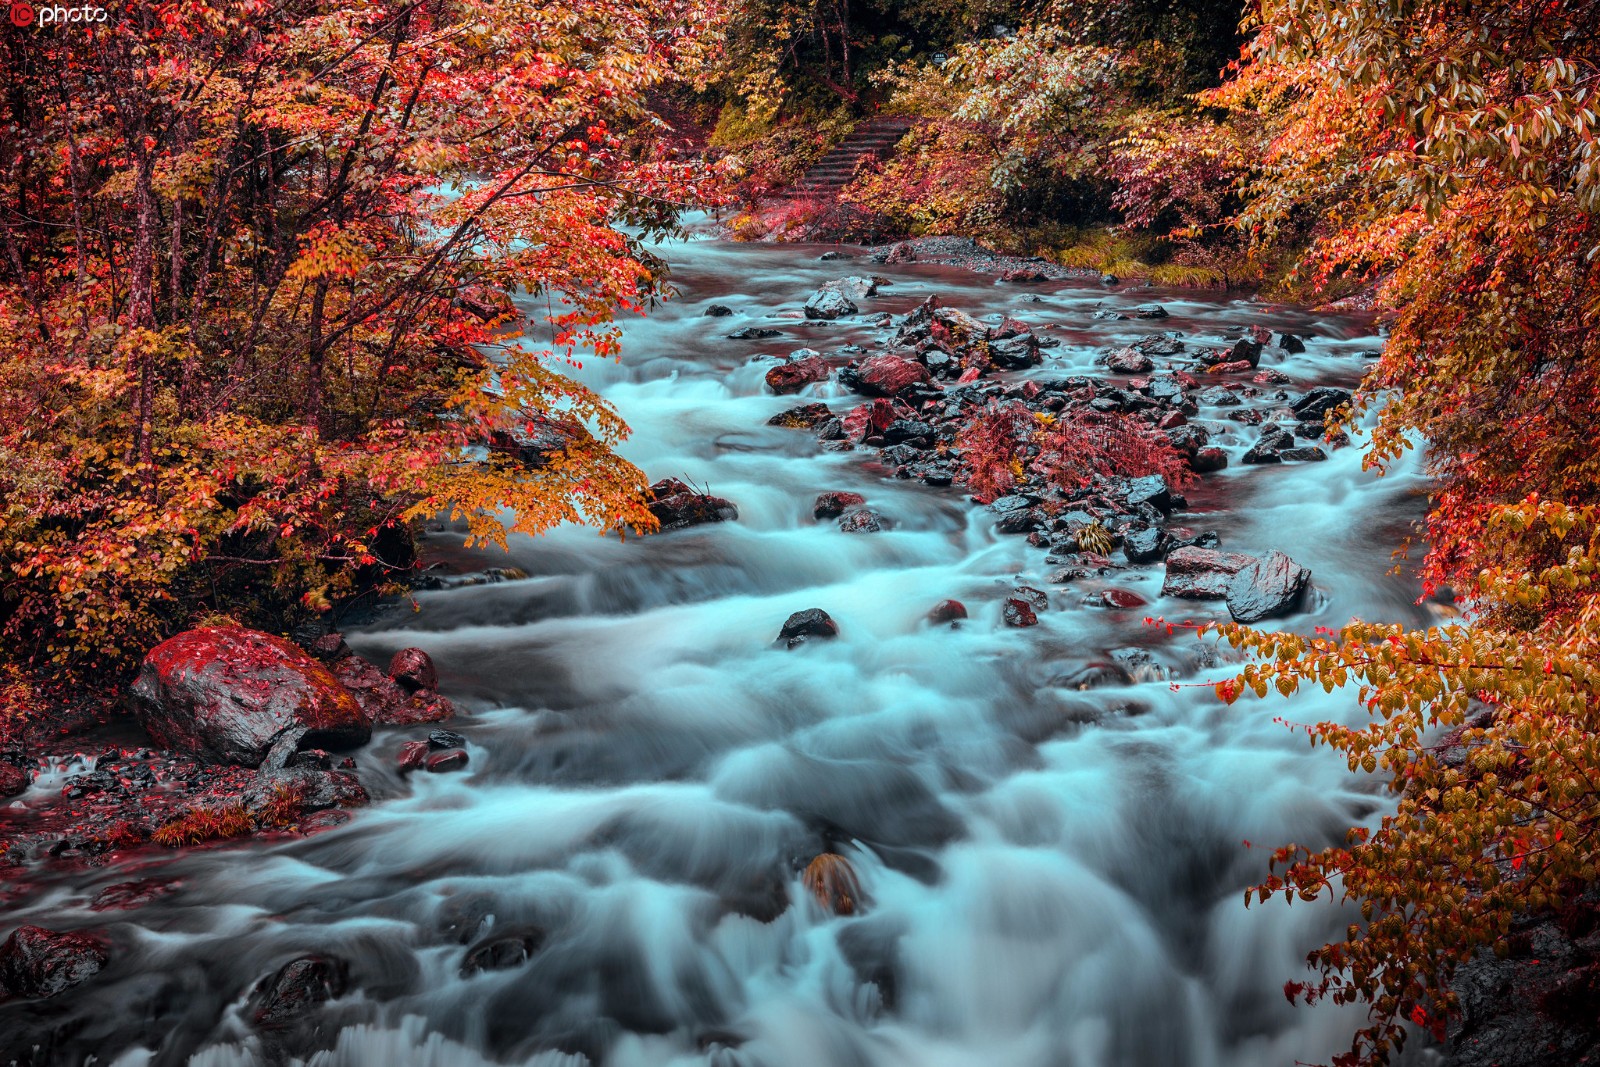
1225,551,1311,623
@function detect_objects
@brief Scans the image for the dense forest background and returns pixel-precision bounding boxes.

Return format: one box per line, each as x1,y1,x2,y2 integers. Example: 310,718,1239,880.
2,1,1599,1064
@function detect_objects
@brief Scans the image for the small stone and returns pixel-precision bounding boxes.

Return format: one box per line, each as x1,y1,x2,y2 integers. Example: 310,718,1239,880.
704,303,734,317
425,750,470,774
252,955,346,1027
839,509,885,533
397,741,429,773
1134,303,1168,319
428,730,466,750
388,647,437,691
927,599,968,625
1096,589,1148,610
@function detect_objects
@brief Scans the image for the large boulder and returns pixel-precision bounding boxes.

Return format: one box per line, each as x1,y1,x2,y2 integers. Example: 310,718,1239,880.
647,478,738,530
839,355,933,398
822,276,879,301
131,627,370,767
1226,551,1312,623
0,926,107,1001
1161,547,1255,600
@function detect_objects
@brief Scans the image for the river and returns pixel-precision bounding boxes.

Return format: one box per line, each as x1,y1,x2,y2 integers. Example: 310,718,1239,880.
4,232,1434,1067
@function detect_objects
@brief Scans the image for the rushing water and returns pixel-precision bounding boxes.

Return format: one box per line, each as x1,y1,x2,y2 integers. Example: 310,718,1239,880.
4,233,1436,1067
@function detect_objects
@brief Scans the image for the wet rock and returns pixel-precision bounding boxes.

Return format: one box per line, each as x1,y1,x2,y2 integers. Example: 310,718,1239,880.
1291,386,1353,424
131,627,370,768
647,478,738,530
884,419,936,445
1103,347,1153,374
818,250,853,261
252,955,347,1027
839,509,885,533
428,730,465,750
1003,598,1038,627
1161,546,1255,600
1134,303,1168,319
779,608,839,648
307,632,351,663
426,750,470,774
332,655,454,727
1225,551,1311,623
1096,589,1148,610
1123,526,1169,564
840,355,933,398
1192,447,1229,473
1101,272,1119,285
822,276,879,301
0,762,27,798
999,267,1048,283
1278,445,1328,462
1253,368,1292,385
765,357,831,395
728,326,781,340
804,287,857,320
0,926,107,1001
1122,475,1173,512
388,648,437,692
461,927,545,977
397,740,429,773
768,402,832,429
927,600,968,625
813,491,866,519
1242,425,1296,464
1012,586,1049,611
987,334,1041,369
703,303,733,317
488,414,589,469
1201,337,1262,368
1053,663,1133,690
89,880,176,912
1276,332,1306,353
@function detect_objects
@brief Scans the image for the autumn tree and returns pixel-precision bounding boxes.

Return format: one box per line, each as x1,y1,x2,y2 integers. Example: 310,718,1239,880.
1197,1,1600,1063
0,0,731,672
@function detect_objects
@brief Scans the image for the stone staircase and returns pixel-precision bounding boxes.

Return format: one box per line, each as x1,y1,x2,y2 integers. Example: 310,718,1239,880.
779,116,917,200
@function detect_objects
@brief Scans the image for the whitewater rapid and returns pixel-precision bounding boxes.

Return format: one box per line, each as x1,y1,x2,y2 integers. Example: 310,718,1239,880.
6,233,1434,1067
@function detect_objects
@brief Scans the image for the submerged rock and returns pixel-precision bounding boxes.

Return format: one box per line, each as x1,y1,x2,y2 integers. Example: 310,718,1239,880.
813,491,866,520
802,854,863,915
0,926,107,1001
251,955,347,1027
838,509,885,533
132,627,370,767
927,599,968,625
779,608,839,648
461,927,544,977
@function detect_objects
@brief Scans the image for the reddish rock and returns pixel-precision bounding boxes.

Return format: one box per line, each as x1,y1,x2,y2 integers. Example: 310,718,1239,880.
131,627,370,767
0,926,107,1001
388,648,437,692
1098,589,1149,610
838,509,885,533
332,656,454,727
426,750,470,774
999,267,1048,283
647,478,739,530
1161,547,1256,600
927,599,968,625
1207,359,1255,374
1003,597,1038,627
1104,347,1153,374
841,355,932,398
397,741,430,773
89,880,177,912
1193,447,1229,473
0,762,27,798
813,491,867,520
765,357,830,395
